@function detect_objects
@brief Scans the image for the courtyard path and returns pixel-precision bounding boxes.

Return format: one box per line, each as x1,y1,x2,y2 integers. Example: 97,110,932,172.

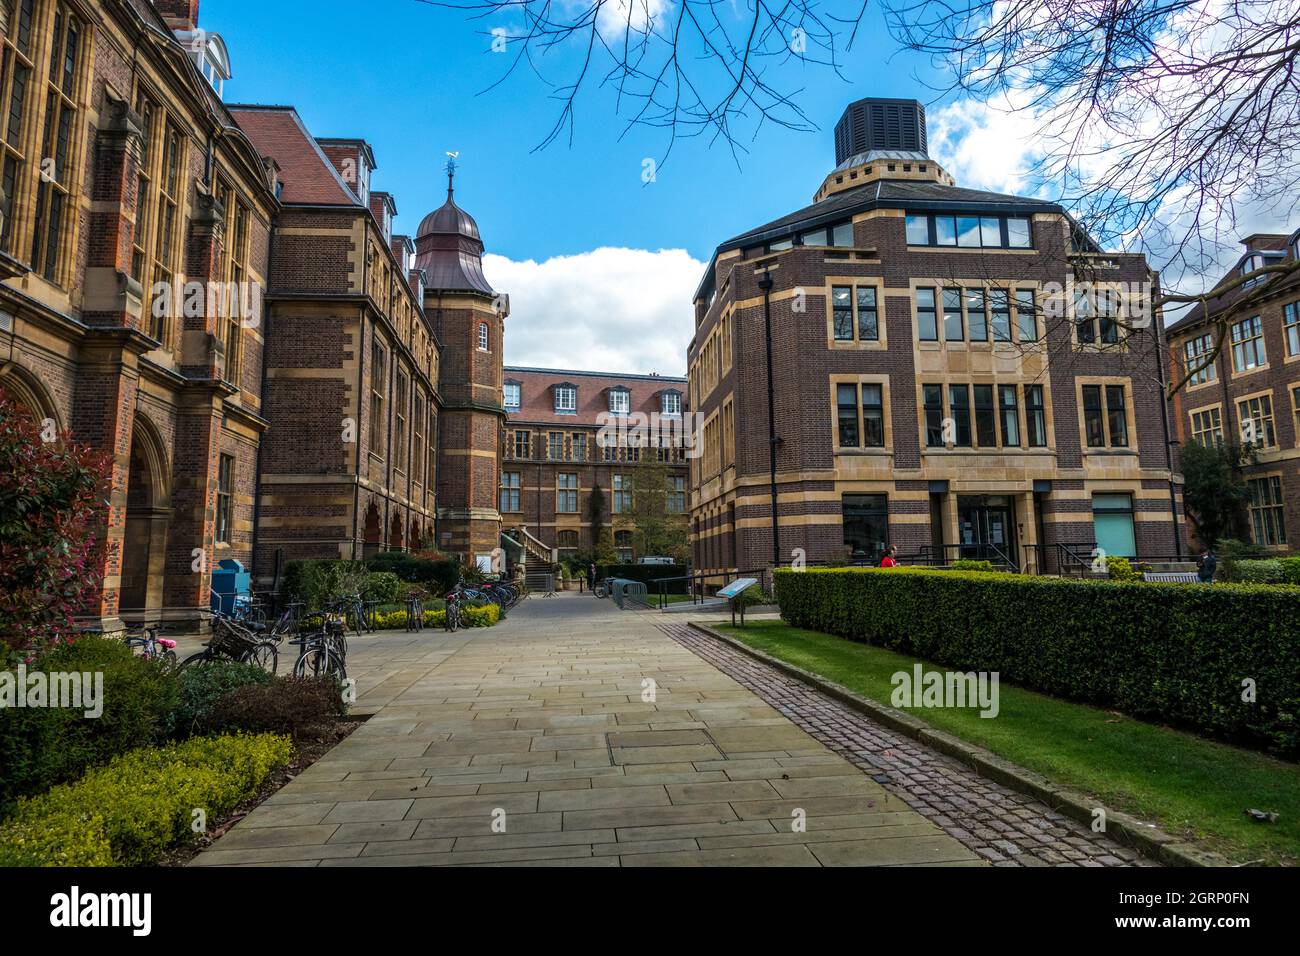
194,591,985,866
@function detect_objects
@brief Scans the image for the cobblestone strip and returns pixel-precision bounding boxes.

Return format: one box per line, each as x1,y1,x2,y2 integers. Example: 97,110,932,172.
659,621,1158,867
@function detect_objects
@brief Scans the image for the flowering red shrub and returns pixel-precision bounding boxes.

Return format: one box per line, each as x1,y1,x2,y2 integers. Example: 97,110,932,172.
0,388,110,654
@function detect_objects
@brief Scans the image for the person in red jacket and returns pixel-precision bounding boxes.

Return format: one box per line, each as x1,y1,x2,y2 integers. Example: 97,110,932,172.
879,546,898,568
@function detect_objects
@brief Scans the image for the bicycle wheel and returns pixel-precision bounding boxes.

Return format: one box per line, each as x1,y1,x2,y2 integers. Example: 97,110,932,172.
293,642,324,678
179,650,212,669
324,650,347,681
446,604,459,632
161,650,178,668
244,641,279,675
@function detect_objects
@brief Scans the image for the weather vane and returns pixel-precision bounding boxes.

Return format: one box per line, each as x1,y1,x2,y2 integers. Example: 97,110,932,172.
445,151,460,194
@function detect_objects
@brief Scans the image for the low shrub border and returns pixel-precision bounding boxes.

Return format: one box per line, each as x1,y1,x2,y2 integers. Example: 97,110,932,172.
201,676,346,741
0,733,293,866
774,568,1300,756
370,604,500,630
0,635,180,814
170,661,274,738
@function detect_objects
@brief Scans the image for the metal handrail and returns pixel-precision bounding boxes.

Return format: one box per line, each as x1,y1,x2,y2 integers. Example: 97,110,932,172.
1053,541,1098,577
916,543,1019,572
644,568,774,609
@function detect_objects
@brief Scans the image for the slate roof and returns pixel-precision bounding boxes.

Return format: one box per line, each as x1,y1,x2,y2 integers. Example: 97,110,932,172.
1165,244,1298,336
504,367,687,427
228,105,359,206
722,179,1061,250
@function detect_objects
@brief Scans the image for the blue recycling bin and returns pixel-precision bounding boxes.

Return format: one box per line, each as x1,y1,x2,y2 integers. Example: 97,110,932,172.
210,558,251,616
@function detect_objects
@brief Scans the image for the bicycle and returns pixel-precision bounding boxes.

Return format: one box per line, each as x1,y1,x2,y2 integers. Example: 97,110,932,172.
124,623,178,667
291,615,348,679
593,577,612,599
479,579,520,610
405,589,427,632
230,593,267,629
180,610,279,674
443,587,468,632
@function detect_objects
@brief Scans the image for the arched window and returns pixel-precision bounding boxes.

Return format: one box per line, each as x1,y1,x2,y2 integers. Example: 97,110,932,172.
478,322,489,351
615,530,634,563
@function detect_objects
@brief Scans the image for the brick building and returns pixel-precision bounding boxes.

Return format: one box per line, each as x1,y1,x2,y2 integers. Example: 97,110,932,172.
227,106,445,585
0,0,277,628
1165,227,1300,551
687,97,1183,576
0,0,508,626
501,367,688,564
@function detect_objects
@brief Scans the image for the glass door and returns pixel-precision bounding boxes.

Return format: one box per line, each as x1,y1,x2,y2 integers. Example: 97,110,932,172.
957,495,1017,564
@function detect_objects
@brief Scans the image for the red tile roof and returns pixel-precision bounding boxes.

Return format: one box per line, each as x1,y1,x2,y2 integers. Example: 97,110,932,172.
505,367,687,427
228,105,358,206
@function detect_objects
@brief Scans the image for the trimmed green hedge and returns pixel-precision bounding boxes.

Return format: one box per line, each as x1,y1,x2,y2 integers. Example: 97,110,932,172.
1229,559,1285,584
0,733,292,866
774,568,1300,756
948,559,996,573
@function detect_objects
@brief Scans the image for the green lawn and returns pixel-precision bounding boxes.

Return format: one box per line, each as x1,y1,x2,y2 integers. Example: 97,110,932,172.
714,621,1300,866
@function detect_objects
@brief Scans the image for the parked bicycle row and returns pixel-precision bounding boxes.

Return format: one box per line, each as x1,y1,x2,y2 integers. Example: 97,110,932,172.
122,576,526,675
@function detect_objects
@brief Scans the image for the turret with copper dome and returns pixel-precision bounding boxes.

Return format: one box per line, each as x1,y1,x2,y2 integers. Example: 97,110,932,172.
415,159,495,294
419,157,507,566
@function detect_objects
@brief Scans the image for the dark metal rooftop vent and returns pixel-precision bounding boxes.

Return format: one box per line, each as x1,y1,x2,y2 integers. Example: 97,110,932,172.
834,98,928,165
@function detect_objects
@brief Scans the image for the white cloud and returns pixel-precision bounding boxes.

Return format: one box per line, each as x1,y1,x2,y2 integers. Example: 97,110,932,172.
483,246,704,375
928,94,1044,197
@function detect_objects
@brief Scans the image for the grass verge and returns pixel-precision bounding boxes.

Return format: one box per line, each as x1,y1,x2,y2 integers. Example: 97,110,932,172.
714,620,1300,866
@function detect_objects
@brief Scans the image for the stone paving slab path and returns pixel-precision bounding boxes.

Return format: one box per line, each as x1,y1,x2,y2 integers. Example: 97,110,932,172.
660,621,1154,867
196,592,984,867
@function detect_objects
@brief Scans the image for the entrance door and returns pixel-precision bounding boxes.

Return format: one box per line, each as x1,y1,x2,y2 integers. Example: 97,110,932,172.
957,495,1017,564
121,423,170,615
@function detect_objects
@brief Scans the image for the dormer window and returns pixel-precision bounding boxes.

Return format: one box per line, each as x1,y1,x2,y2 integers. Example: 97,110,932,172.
554,384,577,413
609,387,630,416
176,30,233,99
661,390,682,416
503,381,521,410
1240,254,1269,289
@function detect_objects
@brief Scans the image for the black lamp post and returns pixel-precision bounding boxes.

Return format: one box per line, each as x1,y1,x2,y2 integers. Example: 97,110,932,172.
759,268,781,566
1149,274,1183,556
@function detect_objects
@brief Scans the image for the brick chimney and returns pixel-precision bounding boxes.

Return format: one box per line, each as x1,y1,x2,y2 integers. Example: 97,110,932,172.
370,191,396,244
154,0,200,30
315,138,374,204
390,233,413,270
1240,233,1290,252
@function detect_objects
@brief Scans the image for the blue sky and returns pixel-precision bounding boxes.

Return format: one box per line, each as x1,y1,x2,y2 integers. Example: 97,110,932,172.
205,1,1293,373
207,0,941,263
